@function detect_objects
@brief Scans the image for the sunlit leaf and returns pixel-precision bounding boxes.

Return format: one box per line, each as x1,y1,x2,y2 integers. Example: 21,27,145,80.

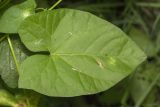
18,9,146,97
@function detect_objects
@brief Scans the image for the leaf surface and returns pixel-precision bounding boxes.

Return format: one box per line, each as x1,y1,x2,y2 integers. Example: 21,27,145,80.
18,9,146,97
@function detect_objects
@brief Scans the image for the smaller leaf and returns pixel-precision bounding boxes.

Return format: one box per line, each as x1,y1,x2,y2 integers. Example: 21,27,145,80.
0,0,36,33
0,36,30,88
129,28,157,56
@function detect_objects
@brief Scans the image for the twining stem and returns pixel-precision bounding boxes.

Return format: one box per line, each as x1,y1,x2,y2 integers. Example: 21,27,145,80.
48,0,62,10
135,73,160,107
7,35,19,74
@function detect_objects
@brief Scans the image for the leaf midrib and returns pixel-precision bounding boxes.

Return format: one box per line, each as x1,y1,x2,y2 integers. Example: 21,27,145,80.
50,55,113,84
50,53,133,71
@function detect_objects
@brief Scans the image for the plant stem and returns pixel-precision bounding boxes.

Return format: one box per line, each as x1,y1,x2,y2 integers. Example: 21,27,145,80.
152,14,160,33
135,73,160,107
136,2,160,8
0,35,7,43
36,8,47,11
49,0,62,10
7,35,19,74
76,2,124,9
0,0,10,9
121,90,129,107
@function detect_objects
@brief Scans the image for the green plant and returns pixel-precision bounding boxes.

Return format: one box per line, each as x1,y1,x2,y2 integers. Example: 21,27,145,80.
0,0,147,106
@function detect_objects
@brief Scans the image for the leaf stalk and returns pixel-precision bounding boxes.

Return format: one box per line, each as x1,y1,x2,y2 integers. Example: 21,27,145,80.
49,0,62,10
7,35,19,74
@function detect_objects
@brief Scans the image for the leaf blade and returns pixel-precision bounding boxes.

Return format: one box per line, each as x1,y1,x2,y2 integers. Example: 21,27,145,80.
18,9,146,96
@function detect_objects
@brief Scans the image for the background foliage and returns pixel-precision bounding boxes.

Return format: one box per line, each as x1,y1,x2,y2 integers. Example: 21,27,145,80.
0,0,160,107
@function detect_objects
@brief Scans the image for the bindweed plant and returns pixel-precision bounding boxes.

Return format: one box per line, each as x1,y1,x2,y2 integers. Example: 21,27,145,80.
0,0,147,106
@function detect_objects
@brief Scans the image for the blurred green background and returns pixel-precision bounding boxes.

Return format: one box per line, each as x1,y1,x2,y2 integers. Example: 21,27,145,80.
0,0,160,107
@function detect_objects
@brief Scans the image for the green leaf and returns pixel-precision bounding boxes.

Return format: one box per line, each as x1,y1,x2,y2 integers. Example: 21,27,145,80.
129,28,157,56
0,0,36,33
0,36,29,88
18,9,146,97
